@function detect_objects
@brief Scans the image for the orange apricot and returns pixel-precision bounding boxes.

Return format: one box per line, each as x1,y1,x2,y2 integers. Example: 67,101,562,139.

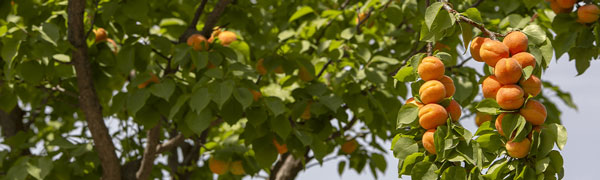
422,129,436,154
138,74,160,89
479,40,510,67
341,139,358,154
418,80,446,104
230,161,245,175
556,0,576,9
519,100,547,125
438,75,455,98
512,52,536,69
273,139,288,154
519,75,542,97
209,158,230,175
502,31,528,55
506,138,531,158
94,28,107,43
355,12,367,24
218,31,237,46
475,112,492,127
256,59,267,75
494,58,523,85
418,104,448,129
405,97,424,108
496,85,525,110
446,99,461,122
551,2,572,14
187,34,210,51
250,89,262,101
482,75,502,99
470,37,490,62
417,56,445,81
577,4,600,23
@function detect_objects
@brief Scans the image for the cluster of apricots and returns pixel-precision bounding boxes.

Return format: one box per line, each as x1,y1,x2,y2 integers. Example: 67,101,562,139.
547,0,600,23
405,56,462,155
470,31,548,158
187,29,238,51
208,157,245,175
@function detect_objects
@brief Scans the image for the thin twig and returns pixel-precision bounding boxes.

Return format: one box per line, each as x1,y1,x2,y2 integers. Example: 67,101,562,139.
199,0,233,38
178,0,209,43
470,0,485,8
316,59,333,78
151,48,172,60
441,1,503,40
426,42,433,56
356,7,375,34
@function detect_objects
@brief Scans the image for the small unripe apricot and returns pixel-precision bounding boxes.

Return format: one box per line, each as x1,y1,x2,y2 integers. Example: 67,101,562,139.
512,52,536,69
187,34,210,51
577,4,600,23
475,112,492,127
273,138,288,154
482,76,502,99
438,75,455,98
299,67,313,82
496,85,525,110
405,97,424,108
250,89,262,101
418,104,448,129
422,129,436,154
556,0,576,9
417,56,445,81
419,80,446,104
519,75,542,97
495,58,523,85
256,59,267,75
341,139,358,154
480,40,510,67
209,158,230,175
218,31,237,46
470,37,490,62
519,100,547,125
94,28,107,43
230,161,245,175
502,31,528,55
506,138,531,158
446,99,461,122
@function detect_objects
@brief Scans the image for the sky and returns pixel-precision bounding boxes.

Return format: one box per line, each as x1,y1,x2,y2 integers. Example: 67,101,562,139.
292,54,600,180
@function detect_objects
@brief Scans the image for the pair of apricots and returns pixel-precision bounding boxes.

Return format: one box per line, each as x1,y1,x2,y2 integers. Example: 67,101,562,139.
471,31,547,158
209,158,245,175
186,30,238,51
548,0,600,23
404,56,462,155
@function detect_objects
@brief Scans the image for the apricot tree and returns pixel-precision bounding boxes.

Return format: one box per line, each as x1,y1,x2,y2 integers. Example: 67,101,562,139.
0,0,589,180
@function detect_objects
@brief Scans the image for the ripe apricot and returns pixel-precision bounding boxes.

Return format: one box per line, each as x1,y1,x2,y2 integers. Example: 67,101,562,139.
418,104,448,129
299,67,313,82
209,158,230,175
446,99,461,122
355,12,367,24
250,89,262,102
519,100,547,125
94,28,107,43
273,139,288,154
341,139,358,154
187,34,210,51
405,97,424,108
230,161,245,175
480,40,510,67
438,75,455,98
512,52,536,69
519,75,542,97
301,101,312,120
470,37,490,62
502,31,528,55
256,59,267,75
422,129,436,154
475,112,492,127
218,31,237,46
506,138,531,158
577,4,600,23
551,2,572,14
494,58,523,85
417,56,445,81
496,85,525,110
556,0,576,9
418,80,446,104
482,75,502,99
138,74,160,89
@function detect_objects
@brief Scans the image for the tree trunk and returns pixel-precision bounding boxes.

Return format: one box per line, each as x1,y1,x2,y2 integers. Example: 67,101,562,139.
270,155,306,180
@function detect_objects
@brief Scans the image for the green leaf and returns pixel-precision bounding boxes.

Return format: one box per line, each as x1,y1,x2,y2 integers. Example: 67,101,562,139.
252,136,278,168
189,88,210,113
371,153,387,172
5,157,29,180
476,99,501,115
1,38,21,64
522,66,533,80
185,108,212,135
393,66,418,82
209,80,234,109
392,137,418,160
425,2,444,30
294,130,313,146
396,104,419,129
319,94,343,112
522,25,546,45
150,78,175,100
40,23,59,46
233,88,254,110
442,166,467,180
271,116,292,140
462,8,483,23
400,152,425,175
547,123,567,150
19,61,45,84
535,157,550,174
289,6,314,22
221,99,243,125
338,161,346,175
264,97,286,116
553,32,577,59
460,22,473,53
411,161,438,180
169,94,190,119
127,88,151,116
27,157,53,180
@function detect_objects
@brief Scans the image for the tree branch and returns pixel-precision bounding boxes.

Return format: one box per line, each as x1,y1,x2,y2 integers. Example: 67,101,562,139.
67,0,121,179
199,0,233,38
156,134,184,154
356,7,375,34
135,123,161,180
178,0,209,43
327,115,358,141
441,1,503,40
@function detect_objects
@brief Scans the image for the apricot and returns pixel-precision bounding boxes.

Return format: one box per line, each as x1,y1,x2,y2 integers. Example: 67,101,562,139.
438,75,455,98
496,85,525,110
494,58,523,85
506,138,531,158
551,2,572,14
556,0,576,9
218,31,237,46
230,161,245,175
512,52,536,69
418,80,446,104
482,75,502,99
475,112,492,127
256,59,267,75
209,158,230,175
299,67,313,82
502,31,528,55
495,113,512,137
301,101,312,120
250,89,262,101
519,75,542,97
405,97,424,108
446,99,461,122
519,100,547,125
138,74,160,89
355,12,367,24
577,4,600,23
341,139,358,154
479,40,510,67
470,37,490,62
417,56,445,81
418,104,448,129
94,28,107,43
187,34,210,51
273,139,288,154
422,129,436,154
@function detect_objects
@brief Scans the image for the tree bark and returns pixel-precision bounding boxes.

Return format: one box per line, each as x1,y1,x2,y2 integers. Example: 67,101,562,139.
135,123,161,180
270,155,306,180
0,107,25,138
67,0,121,179
199,0,233,38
